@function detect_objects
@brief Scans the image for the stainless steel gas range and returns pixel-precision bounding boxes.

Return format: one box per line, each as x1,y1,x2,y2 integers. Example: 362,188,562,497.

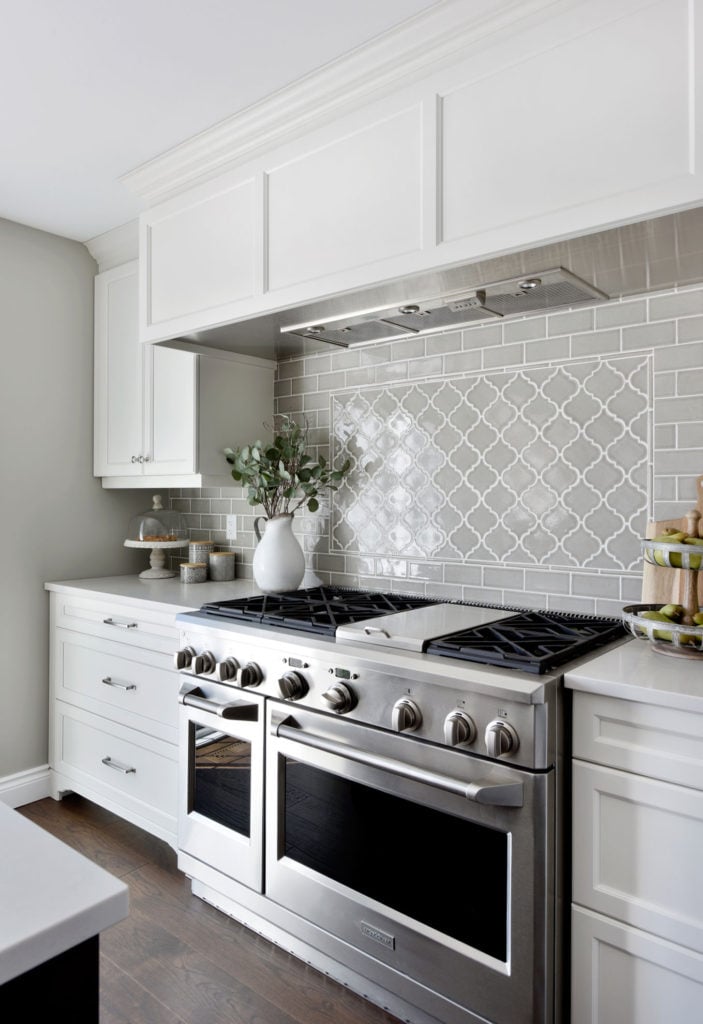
173,587,626,1024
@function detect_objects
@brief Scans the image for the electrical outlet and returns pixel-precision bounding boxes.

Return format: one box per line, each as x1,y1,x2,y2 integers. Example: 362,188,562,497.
226,515,237,540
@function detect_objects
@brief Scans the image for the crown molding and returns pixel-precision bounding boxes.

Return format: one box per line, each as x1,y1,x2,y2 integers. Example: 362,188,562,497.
84,219,139,271
121,0,566,205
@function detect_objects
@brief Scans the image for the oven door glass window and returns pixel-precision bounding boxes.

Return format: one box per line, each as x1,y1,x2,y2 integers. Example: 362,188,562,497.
283,758,508,961
192,724,251,837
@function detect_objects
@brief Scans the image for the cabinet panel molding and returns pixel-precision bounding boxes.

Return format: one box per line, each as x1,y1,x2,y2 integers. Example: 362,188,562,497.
267,105,424,291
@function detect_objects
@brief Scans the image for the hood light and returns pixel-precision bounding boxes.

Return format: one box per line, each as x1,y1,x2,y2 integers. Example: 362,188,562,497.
518,278,541,291
306,325,326,334
398,304,421,315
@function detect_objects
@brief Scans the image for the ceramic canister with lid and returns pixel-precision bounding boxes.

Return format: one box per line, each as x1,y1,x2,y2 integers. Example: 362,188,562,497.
180,562,207,584
188,540,215,567
208,550,236,581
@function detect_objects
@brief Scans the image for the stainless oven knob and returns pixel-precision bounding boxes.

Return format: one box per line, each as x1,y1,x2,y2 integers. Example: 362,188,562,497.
215,657,240,682
238,662,263,687
278,670,308,700
484,720,519,759
192,650,216,675
173,646,196,670
443,710,476,746
391,698,422,733
321,682,356,714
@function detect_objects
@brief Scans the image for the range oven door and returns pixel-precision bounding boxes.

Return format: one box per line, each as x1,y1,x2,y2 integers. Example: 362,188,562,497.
178,679,265,893
266,701,554,1024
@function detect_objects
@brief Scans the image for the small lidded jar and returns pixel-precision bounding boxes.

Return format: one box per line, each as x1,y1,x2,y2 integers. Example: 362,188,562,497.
208,550,236,581
189,540,215,566
180,562,207,584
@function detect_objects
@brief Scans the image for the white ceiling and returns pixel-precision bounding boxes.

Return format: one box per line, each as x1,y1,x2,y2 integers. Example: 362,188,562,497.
0,0,439,243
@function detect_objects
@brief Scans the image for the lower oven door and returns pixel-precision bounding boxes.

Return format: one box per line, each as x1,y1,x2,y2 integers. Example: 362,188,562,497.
178,679,265,893
266,701,554,1024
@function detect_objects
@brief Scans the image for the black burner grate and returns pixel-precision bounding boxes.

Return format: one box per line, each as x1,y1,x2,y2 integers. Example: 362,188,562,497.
200,586,439,636
425,611,626,674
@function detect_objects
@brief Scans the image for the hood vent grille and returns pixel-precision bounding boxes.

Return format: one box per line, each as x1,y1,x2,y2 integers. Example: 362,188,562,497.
282,267,607,348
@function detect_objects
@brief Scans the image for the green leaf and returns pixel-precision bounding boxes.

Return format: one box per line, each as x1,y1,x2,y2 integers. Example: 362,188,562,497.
307,497,319,512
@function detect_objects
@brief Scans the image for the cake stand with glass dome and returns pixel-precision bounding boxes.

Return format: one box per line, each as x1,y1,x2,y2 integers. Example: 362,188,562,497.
124,495,188,579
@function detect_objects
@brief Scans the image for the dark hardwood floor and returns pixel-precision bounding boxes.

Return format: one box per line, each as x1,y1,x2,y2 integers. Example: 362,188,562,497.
18,796,403,1024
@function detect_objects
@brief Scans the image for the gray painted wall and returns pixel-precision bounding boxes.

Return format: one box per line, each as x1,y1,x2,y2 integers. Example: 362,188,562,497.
0,217,144,780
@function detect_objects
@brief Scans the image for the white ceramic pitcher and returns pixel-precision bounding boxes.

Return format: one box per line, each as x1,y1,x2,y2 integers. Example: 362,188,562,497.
252,513,305,593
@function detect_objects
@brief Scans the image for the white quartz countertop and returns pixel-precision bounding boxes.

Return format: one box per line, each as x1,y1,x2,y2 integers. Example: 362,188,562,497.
44,573,263,613
565,637,703,712
0,802,129,984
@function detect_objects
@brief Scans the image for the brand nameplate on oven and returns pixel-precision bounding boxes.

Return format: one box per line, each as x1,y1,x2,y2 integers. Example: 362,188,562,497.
360,922,395,950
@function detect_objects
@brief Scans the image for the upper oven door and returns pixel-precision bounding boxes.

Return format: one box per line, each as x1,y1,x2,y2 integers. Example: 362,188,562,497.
265,701,554,1024
178,680,265,893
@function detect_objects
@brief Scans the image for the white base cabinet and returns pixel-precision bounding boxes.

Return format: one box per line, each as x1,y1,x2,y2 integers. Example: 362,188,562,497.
48,591,180,847
571,691,703,1022
94,260,275,488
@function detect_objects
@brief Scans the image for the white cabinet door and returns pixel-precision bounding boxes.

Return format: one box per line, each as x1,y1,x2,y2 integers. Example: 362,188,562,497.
94,261,143,477
267,104,423,291
441,0,693,247
572,759,703,954
95,262,200,479
145,175,258,328
145,344,197,476
571,906,703,1024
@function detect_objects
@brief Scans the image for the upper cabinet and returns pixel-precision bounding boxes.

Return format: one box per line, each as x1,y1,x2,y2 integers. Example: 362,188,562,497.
94,261,274,488
133,0,703,350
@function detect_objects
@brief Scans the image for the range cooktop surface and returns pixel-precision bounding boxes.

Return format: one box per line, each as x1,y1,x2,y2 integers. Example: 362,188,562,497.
200,586,438,636
196,586,626,674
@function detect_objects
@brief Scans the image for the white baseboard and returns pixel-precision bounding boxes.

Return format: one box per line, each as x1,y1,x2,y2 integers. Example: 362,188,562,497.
0,766,52,808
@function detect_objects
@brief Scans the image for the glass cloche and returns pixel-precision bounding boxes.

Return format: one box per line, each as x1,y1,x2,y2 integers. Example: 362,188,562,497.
124,495,188,579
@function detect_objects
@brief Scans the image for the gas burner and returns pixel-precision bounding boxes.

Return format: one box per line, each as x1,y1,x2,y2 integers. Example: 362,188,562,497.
200,586,438,636
426,610,626,674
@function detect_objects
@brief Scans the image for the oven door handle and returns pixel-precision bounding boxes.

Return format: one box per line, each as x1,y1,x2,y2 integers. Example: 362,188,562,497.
179,683,258,721
272,719,524,807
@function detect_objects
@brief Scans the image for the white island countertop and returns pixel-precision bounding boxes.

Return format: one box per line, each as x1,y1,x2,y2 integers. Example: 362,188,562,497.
0,802,128,984
565,637,703,713
44,573,262,613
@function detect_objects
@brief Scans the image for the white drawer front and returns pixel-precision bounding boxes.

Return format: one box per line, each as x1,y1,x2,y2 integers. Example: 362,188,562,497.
53,593,179,654
571,906,703,1024
53,703,177,831
55,629,178,740
573,691,703,790
573,759,703,953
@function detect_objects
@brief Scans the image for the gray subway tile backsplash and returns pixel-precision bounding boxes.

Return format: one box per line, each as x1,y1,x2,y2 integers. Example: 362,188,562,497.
163,282,703,610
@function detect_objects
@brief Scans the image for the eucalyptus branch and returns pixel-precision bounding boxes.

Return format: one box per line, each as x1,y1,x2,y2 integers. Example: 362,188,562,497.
224,414,351,519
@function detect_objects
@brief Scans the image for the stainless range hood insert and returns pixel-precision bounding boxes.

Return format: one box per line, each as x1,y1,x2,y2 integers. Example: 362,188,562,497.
281,267,608,348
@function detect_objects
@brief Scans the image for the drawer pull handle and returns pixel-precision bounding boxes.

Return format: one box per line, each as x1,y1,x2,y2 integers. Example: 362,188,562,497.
103,618,138,629
101,676,137,692
101,756,136,775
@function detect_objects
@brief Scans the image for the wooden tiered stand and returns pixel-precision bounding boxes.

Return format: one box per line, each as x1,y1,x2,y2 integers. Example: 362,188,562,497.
625,474,703,658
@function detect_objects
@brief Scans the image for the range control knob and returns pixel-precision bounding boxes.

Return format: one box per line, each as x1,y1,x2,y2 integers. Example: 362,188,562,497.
391,698,422,733
485,720,520,759
443,710,476,747
238,662,264,688
215,657,240,682
321,683,356,714
278,670,308,701
192,650,216,675
173,646,196,670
